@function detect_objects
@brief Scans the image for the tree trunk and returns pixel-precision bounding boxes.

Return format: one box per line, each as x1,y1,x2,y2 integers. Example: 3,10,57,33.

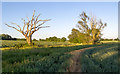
92,38,98,44
92,41,95,44
92,36,96,44
26,36,32,45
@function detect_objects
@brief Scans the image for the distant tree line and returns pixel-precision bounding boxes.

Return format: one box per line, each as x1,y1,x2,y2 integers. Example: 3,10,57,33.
0,34,16,40
100,38,120,41
39,36,67,42
0,34,26,41
0,34,67,42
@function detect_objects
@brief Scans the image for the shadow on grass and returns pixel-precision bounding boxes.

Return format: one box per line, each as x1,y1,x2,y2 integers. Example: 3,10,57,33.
2,42,117,72
2,44,97,72
80,43,119,72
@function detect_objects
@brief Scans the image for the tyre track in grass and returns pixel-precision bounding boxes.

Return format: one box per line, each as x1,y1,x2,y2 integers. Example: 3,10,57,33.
68,46,102,72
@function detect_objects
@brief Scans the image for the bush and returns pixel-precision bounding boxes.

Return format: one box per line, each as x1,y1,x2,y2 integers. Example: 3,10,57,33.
39,36,67,42
14,44,24,49
33,39,37,41
68,28,90,43
14,43,36,48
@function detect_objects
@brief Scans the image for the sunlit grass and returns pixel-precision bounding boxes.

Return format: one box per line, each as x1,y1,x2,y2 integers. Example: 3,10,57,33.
0,40,93,50
1,40,76,48
91,46,118,58
100,51,118,60
2,43,94,72
101,41,118,43
1,40,119,72
81,43,119,72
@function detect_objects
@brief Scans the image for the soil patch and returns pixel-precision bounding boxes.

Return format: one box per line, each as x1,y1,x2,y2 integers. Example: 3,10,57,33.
68,46,102,72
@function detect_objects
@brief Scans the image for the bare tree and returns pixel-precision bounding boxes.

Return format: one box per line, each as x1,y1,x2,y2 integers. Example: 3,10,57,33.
5,10,50,45
77,12,107,44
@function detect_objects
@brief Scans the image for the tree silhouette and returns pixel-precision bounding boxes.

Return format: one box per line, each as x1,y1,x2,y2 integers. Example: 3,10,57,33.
5,10,50,45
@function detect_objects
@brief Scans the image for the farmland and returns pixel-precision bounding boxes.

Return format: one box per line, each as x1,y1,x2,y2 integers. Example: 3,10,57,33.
1,40,119,72
1,40,94,72
80,42,119,72
1,2,119,73
0,40,81,49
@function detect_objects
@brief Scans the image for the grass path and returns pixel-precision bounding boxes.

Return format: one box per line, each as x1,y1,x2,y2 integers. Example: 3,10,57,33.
68,46,102,72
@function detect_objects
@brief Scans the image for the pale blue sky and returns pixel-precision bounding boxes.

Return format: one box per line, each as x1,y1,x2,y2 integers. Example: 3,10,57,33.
2,2,118,40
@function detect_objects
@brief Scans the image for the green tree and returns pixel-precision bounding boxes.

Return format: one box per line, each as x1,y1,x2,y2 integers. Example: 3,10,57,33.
0,34,12,40
45,36,66,42
46,38,49,41
33,38,37,41
61,37,67,42
77,12,107,44
68,28,89,43
114,38,119,41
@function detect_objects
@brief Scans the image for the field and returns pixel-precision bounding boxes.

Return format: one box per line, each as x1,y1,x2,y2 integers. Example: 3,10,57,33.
80,43,119,72
1,40,94,72
1,40,119,72
0,40,84,49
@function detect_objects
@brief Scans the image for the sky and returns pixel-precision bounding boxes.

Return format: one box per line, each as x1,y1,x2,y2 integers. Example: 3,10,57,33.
1,2,118,40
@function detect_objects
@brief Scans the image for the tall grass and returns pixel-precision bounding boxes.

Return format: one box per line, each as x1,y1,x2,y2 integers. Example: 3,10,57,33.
80,43,119,72
2,44,93,72
0,40,76,48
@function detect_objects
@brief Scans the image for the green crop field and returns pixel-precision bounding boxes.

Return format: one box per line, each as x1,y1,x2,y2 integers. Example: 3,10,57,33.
1,40,119,72
80,43,119,72
1,2,119,73
0,40,80,49
2,42,93,72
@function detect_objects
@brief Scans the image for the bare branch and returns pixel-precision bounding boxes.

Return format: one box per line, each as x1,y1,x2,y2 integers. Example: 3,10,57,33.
33,14,41,29
36,21,46,27
30,17,50,35
11,22,21,30
36,19,51,24
32,10,35,20
22,18,26,31
35,14,40,22
25,22,30,36
27,16,29,22
5,10,50,45
30,26,50,35
5,24,21,32
33,14,41,31
36,26,50,31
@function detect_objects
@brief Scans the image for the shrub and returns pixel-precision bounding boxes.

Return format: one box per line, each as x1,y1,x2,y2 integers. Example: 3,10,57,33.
14,44,24,49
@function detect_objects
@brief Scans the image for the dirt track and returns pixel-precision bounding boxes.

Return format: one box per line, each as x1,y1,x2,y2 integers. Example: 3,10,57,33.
68,46,102,72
